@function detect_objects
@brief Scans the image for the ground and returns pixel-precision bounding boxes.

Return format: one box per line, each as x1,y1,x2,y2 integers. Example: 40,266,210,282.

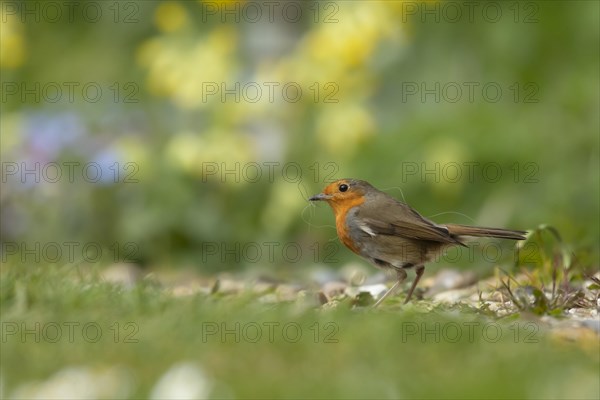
1,259,598,399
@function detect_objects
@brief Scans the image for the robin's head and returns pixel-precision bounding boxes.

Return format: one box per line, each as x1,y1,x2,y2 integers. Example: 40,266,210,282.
309,179,374,206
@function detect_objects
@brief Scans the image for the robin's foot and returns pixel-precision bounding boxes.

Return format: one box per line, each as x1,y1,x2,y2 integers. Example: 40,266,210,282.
403,265,425,304
373,269,407,308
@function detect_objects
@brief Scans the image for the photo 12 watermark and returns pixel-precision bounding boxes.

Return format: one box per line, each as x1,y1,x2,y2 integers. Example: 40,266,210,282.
398,162,540,184
1,241,140,264
200,81,339,104
1,1,140,24
399,321,540,343
200,241,339,265
400,82,540,104
1,82,140,104
200,321,339,343
401,1,540,24
2,162,140,185
1,321,139,343
200,161,339,184
200,1,340,24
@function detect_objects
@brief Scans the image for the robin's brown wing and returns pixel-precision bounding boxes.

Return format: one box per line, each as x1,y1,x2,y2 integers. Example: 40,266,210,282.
356,196,466,246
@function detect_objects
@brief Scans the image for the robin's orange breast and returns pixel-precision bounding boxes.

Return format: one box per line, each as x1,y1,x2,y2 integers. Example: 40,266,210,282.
330,196,366,255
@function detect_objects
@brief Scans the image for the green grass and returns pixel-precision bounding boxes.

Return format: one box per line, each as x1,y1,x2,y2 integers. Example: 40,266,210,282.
1,263,598,399
499,224,592,316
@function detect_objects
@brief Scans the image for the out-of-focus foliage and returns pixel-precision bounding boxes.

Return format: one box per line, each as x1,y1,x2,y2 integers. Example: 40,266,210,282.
1,265,598,398
1,1,598,272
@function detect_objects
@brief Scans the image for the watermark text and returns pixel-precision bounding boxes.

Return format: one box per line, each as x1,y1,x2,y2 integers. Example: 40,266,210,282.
1,241,139,264
2,321,139,343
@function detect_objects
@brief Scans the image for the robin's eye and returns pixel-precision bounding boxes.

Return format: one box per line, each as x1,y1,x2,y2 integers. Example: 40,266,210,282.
339,184,348,192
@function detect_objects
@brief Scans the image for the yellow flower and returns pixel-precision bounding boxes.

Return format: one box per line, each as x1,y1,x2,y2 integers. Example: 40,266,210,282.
154,2,189,33
0,11,26,69
166,130,253,180
138,27,238,110
316,104,375,156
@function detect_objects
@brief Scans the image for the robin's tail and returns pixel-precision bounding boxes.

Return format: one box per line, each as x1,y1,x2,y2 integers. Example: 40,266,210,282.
445,224,527,240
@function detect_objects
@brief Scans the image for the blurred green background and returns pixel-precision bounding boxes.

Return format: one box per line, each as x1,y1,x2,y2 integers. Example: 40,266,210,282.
1,0,598,272
1,1,599,399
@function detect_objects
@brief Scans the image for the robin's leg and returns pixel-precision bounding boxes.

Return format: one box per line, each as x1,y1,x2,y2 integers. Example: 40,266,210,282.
373,268,407,308
404,265,425,304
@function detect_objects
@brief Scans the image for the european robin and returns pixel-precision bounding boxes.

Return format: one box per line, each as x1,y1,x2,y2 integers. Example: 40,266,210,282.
309,179,526,306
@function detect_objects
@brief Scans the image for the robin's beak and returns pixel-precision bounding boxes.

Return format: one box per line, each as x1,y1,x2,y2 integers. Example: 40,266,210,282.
309,193,331,201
